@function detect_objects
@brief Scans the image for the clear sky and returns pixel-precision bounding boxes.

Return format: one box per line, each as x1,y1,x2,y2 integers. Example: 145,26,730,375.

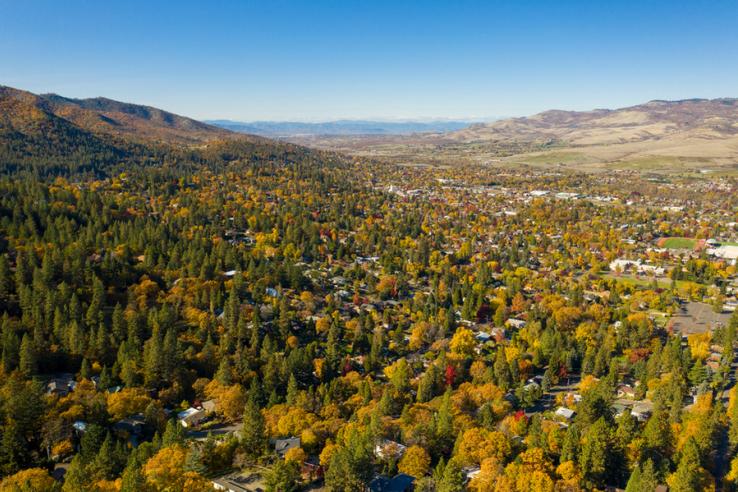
1,0,736,121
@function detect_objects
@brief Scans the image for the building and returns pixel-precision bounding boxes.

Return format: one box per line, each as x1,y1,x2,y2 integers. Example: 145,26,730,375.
177,407,207,428
212,474,254,492
707,245,738,265
368,473,415,492
274,437,301,457
616,384,636,399
113,414,146,436
374,439,407,460
46,375,76,397
609,259,665,276
631,402,652,421
555,407,575,421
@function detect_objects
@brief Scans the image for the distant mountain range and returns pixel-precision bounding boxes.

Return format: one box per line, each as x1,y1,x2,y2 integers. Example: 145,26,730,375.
2,84,737,174
291,98,738,172
206,119,472,137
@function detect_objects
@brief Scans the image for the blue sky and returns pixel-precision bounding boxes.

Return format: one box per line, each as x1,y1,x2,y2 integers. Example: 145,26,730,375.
1,0,736,121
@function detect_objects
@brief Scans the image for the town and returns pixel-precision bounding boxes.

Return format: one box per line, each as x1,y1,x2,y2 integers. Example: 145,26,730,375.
2,153,736,491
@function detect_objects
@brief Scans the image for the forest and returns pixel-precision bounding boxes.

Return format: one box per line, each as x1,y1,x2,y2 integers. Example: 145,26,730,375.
0,129,737,492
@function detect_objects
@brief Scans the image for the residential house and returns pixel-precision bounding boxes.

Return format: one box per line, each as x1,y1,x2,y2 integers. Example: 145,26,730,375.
211,474,254,492
368,473,415,492
374,439,407,460
177,407,207,428
554,407,575,421
616,384,636,399
274,437,301,457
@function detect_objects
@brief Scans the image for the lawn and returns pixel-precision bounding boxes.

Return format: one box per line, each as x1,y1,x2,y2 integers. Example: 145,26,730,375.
657,237,698,250
603,273,702,293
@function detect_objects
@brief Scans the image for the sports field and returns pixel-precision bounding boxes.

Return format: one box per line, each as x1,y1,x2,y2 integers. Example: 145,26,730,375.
656,237,701,250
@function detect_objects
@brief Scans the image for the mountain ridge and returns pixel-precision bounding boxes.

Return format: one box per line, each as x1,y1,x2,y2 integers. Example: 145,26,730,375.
286,97,738,172
207,119,473,137
0,85,330,176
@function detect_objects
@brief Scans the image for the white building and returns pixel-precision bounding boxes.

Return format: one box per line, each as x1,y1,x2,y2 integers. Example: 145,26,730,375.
707,245,738,265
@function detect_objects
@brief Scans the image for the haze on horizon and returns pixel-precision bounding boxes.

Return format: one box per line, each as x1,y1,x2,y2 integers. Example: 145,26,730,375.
2,0,737,122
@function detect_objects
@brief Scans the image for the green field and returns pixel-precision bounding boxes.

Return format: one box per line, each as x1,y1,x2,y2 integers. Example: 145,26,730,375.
658,237,697,249
603,273,703,293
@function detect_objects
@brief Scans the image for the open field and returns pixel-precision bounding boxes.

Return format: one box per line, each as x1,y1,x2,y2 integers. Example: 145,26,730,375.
657,237,699,250
602,273,707,294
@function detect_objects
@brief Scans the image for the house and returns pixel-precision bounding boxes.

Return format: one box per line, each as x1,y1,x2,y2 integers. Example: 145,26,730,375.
274,437,301,457
506,318,527,329
211,474,254,492
301,457,324,481
46,375,76,397
374,439,407,460
177,407,207,428
555,407,575,421
113,414,146,436
616,384,636,399
612,403,628,418
462,466,481,483
201,399,217,414
631,402,652,422
475,331,492,343
368,473,415,492
72,421,87,433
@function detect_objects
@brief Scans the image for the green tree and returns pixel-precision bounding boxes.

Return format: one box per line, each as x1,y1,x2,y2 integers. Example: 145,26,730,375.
437,458,464,492
241,397,267,458
265,459,300,492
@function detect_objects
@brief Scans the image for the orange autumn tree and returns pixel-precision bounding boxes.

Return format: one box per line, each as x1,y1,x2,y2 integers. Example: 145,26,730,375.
142,445,211,492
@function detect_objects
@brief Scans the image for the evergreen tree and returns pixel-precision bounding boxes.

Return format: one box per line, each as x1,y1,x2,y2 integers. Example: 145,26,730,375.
493,348,511,390
18,334,36,375
241,396,267,458
437,458,465,492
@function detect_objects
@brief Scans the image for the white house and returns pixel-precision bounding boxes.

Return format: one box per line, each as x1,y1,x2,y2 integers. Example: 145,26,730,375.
374,439,407,460
177,407,207,428
555,407,575,421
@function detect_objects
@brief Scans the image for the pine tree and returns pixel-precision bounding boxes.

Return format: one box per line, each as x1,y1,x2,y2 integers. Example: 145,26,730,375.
669,438,705,492
241,396,267,458
161,419,185,447
580,418,612,488
437,458,465,492
493,348,511,390
286,373,299,405
18,334,36,376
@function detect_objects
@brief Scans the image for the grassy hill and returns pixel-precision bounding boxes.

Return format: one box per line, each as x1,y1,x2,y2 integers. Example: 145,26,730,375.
290,98,738,173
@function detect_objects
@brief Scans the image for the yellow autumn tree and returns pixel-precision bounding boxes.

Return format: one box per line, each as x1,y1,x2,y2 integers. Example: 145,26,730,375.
0,468,58,492
468,457,502,491
455,428,511,466
450,327,476,357
285,447,307,464
107,387,152,421
143,445,211,492
398,445,431,478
